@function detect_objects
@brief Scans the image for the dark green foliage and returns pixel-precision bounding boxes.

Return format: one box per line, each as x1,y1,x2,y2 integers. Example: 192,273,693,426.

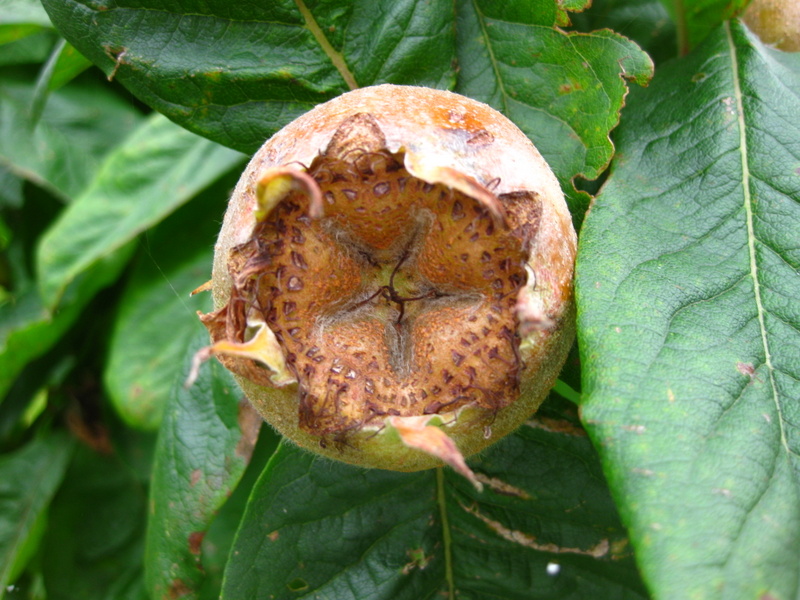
1,1,797,599
577,21,800,598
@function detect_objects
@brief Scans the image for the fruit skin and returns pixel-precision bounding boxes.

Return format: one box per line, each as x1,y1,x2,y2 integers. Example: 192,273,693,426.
204,84,576,472
741,0,800,52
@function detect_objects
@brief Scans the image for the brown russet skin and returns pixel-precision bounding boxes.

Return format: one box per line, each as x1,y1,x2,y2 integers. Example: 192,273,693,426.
741,0,800,52
202,85,576,472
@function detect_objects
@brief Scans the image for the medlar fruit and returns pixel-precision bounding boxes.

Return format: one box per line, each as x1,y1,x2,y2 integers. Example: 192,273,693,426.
194,85,576,481
741,0,800,52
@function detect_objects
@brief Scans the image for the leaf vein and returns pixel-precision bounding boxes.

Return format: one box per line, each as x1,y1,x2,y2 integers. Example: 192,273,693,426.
469,0,508,115
726,22,788,459
293,0,358,90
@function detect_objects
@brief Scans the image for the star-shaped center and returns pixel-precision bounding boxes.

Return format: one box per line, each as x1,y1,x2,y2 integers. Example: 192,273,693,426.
203,113,542,444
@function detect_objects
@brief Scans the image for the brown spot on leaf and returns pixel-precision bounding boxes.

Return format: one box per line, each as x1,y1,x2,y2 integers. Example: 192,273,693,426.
558,82,583,94
104,46,129,82
168,579,192,599
737,362,756,378
402,547,432,574
188,531,205,556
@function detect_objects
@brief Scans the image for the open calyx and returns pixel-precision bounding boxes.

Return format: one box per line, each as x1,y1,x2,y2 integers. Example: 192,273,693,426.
196,86,576,476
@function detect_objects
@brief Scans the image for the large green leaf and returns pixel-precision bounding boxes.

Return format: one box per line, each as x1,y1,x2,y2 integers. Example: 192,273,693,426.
0,433,73,595
30,38,94,125
39,0,652,225
455,0,653,217
569,0,677,65
42,443,149,600
0,74,142,202
577,21,800,600
221,398,647,599
658,0,748,53
0,31,54,66
145,330,261,600
0,0,52,45
36,113,244,309
40,0,457,154
104,173,241,430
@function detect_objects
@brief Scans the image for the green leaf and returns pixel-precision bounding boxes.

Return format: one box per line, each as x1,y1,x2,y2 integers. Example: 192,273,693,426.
222,398,646,599
0,433,73,594
660,0,748,53
0,178,134,403
0,1,53,67
0,74,143,202
576,21,800,600
0,31,55,66
0,0,52,45
455,0,653,217
0,164,23,208
42,443,149,600
145,330,261,600
0,289,80,402
36,113,244,309
30,38,94,124
44,41,92,91
104,174,240,430
103,259,210,430
196,430,279,600
41,0,457,154
569,0,677,65
0,245,134,403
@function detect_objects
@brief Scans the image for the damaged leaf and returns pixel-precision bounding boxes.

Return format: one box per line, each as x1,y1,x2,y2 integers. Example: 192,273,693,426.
145,330,260,599
455,0,653,217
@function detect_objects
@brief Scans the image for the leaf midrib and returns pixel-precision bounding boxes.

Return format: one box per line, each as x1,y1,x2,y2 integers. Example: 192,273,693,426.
293,0,358,91
469,0,508,115
436,467,455,599
725,21,788,456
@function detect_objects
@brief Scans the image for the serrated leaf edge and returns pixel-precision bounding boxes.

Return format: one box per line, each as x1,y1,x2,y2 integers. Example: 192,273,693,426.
466,0,653,184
